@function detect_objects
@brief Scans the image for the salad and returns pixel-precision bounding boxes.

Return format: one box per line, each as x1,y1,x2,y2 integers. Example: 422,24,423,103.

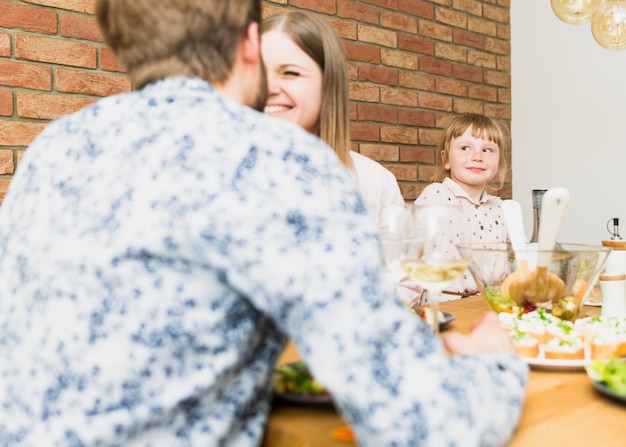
273,361,329,397
586,358,626,396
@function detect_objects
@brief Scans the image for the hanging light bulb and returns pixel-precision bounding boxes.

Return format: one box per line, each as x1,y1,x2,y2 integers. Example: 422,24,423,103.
591,0,626,50
550,0,603,24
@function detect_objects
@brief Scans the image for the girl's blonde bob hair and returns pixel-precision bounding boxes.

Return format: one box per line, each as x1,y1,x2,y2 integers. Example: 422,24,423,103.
435,113,509,192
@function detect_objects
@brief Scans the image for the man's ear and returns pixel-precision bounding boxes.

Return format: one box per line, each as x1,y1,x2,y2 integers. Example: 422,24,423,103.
241,22,261,67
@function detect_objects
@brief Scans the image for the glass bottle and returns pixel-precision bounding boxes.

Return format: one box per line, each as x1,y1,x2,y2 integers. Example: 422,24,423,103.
529,189,547,243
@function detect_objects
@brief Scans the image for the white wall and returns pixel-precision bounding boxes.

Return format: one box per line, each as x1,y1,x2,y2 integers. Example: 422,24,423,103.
511,2,626,245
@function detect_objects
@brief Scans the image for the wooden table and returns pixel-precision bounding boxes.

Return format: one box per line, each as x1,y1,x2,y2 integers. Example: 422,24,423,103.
262,296,626,446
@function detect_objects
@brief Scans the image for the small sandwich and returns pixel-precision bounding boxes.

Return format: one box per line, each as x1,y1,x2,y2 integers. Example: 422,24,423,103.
546,319,581,344
511,330,540,358
591,328,626,360
543,338,585,360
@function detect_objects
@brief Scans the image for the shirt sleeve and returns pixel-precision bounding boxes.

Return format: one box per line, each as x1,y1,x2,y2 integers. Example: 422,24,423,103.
210,126,528,447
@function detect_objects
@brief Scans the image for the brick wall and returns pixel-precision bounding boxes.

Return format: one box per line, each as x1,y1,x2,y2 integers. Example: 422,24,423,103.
0,0,511,201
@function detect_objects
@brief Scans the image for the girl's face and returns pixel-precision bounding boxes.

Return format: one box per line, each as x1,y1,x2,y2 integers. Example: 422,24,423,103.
444,125,500,194
261,30,323,135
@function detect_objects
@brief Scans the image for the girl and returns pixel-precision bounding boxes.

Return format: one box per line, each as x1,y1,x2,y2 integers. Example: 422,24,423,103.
415,113,509,302
261,11,405,237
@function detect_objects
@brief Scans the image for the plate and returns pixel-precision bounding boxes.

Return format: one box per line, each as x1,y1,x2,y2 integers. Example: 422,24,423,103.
589,380,626,404
524,357,591,371
273,391,334,406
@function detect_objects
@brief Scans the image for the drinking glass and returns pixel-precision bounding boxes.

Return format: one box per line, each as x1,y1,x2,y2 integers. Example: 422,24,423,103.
382,203,469,334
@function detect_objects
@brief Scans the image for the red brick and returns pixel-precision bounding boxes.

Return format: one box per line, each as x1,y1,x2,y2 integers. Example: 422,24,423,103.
419,128,443,146
400,182,422,201
453,29,483,50
484,3,509,23
0,150,14,175
468,16,497,36
361,0,399,9
60,13,103,42
435,42,467,62
349,102,357,120
399,71,434,91
381,125,417,144
349,83,380,103
399,0,434,19
358,25,397,48
344,41,380,64
453,64,483,83
380,11,417,34
262,3,287,17
419,92,452,111
17,92,95,120
56,68,131,97
359,143,399,162
468,85,498,102
387,162,417,182
398,109,435,127
358,103,398,123
468,50,496,68
498,88,511,104
419,21,452,42
264,0,288,4
398,34,434,55
351,122,380,142
346,62,358,81
16,34,97,69
327,18,357,40
418,165,437,181
0,32,10,57
497,55,511,71
381,49,417,70
0,120,47,146
401,145,436,163
436,8,468,29
22,0,97,14
381,87,417,107
0,2,57,34
100,48,126,73
359,65,398,86
290,0,336,14
484,69,509,87
453,0,483,17
0,60,52,90
497,23,511,40
453,98,484,114
484,37,509,55
436,78,467,97
484,103,510,119
419,57,452,77
0,90,12,116
0,178,11,200
338,0,379,25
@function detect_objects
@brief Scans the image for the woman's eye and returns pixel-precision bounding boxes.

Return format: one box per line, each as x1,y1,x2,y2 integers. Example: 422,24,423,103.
283,70,300,77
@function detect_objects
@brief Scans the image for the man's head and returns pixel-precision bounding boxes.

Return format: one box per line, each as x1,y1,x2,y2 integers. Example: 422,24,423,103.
96,0,266,109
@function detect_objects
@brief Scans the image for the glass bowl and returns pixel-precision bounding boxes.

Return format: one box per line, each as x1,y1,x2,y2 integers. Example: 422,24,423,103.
456,242,610,321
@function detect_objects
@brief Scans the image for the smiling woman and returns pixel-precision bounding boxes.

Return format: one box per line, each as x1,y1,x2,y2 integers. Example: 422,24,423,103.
260,11,405,238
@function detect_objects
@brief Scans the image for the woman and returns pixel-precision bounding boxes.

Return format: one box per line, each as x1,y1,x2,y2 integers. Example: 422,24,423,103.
261,11,405,237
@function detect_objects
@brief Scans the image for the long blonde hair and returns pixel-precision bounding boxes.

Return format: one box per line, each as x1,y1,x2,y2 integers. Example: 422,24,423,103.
262,11,352,167
435,113,509,191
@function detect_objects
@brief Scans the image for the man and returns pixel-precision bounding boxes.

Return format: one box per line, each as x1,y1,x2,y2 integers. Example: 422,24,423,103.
0,0,528,445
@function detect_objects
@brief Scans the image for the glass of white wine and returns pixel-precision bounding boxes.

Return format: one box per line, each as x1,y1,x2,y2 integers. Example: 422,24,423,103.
382,203,469,334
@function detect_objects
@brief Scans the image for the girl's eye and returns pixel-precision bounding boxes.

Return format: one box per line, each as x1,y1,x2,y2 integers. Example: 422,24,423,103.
461,146,471,151
483,147,493,153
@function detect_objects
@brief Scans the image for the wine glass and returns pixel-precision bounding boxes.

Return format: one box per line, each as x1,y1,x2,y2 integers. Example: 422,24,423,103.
382,203,469,334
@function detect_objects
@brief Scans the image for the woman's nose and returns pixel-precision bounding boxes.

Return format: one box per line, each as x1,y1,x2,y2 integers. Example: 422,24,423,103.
266,73,280,95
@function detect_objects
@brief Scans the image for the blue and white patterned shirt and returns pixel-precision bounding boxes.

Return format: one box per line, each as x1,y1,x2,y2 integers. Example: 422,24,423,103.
0,77,528,446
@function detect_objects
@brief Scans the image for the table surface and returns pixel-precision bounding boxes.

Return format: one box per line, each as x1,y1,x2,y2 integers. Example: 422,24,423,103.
262,296,626,446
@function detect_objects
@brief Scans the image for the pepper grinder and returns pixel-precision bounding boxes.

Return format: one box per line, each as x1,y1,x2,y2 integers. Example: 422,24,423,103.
601,217,626,318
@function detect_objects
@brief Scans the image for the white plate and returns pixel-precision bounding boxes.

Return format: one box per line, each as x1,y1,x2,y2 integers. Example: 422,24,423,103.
523,345,592,370
524,356,591,371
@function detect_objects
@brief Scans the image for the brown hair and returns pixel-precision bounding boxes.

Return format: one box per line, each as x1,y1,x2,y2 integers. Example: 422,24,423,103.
262,11,352,167
435,113,509,192
96,0,262,90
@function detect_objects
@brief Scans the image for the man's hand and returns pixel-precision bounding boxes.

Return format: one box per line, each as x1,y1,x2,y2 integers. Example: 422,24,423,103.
442,311,514,355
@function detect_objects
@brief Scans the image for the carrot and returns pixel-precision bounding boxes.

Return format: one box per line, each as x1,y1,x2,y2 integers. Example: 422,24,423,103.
330,425,356,443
